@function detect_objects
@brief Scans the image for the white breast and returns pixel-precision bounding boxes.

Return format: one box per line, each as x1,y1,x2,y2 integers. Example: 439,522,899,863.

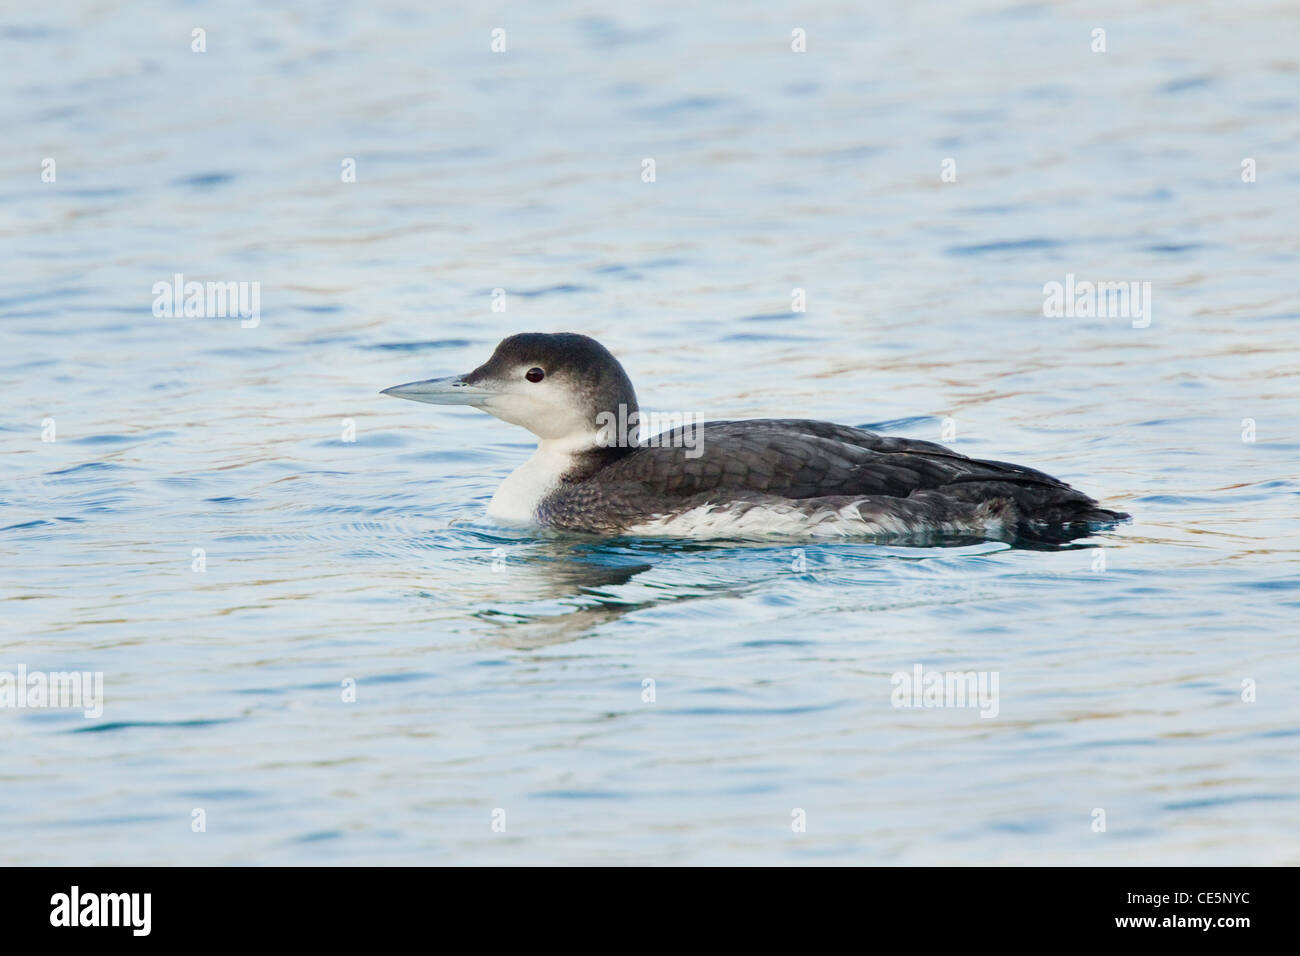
486,436,593,525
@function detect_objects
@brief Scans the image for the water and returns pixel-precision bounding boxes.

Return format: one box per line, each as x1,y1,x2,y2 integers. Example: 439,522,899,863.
2,1,1298,864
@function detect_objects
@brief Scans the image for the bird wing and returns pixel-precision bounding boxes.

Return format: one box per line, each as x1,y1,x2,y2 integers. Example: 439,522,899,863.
591,418,1078,500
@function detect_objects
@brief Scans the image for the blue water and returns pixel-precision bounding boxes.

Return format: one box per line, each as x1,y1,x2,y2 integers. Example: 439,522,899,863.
2,2,1298,864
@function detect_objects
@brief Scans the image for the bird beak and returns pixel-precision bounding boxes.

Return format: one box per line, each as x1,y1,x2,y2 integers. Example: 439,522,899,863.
380,374,494,407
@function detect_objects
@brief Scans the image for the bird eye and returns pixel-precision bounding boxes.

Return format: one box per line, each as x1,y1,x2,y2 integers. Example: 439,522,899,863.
525,367,545,383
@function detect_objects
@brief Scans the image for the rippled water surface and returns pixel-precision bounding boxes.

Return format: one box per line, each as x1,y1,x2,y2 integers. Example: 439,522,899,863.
3,1,1299,864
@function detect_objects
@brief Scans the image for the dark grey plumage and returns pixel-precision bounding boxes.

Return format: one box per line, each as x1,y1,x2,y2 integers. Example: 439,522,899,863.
541,419,1128,544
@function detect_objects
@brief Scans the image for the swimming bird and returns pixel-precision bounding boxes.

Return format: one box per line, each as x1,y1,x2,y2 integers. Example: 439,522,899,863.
382,332,1128,544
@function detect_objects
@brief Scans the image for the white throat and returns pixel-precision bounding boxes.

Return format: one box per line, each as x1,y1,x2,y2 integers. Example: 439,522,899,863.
486,433,599,525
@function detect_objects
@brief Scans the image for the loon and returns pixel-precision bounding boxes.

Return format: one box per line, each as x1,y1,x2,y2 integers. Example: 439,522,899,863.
382,332,1128,544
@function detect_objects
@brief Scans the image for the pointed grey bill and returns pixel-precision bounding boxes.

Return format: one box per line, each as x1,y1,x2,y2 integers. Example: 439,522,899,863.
381,374,494,406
